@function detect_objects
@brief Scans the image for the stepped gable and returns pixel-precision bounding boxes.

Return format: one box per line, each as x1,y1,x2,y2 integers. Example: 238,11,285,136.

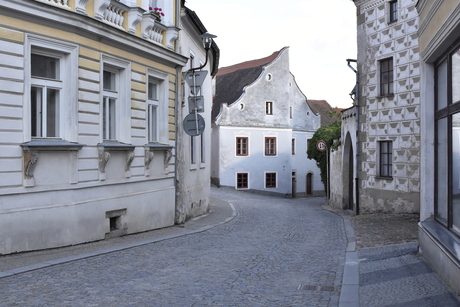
212,48,285,121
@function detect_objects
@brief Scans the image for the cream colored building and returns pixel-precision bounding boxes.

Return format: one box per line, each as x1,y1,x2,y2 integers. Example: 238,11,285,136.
417,0,460,296
0,0,191,254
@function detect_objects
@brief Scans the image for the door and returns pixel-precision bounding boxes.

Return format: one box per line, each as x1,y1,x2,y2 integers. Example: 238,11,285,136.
306,173,312,195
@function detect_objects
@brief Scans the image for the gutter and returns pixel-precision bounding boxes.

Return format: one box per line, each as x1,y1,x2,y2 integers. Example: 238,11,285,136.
347,59,360,215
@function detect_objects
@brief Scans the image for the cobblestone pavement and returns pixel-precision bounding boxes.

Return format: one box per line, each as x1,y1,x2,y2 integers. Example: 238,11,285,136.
323,203,460,306
0,188,347,307
358,243,460,307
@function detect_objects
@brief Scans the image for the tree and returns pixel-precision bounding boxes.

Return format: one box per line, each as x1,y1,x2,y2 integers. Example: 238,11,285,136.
307,117,341,191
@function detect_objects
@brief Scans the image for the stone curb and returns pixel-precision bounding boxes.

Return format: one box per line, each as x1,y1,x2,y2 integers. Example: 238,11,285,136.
0,202,238,279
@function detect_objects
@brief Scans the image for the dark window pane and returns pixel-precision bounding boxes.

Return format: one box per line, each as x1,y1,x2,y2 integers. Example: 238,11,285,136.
436,117,448,225
31,54,59,79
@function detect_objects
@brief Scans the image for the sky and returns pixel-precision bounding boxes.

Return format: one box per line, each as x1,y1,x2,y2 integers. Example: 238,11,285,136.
186,0,358,109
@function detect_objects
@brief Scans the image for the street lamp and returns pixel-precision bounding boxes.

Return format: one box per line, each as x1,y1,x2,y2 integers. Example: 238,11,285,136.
190,32,217,72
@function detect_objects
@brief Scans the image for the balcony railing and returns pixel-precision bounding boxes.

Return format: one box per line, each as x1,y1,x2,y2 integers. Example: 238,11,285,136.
34,0,178,49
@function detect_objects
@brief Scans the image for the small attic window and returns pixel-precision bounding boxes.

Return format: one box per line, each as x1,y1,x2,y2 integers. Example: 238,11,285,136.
289,82,292,88
307,111,310,116
238,103,244,110
266,74,272,81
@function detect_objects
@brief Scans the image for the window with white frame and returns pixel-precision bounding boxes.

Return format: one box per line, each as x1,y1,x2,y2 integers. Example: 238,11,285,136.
236,137,248,156
147,76,159,142
265,137,276,156
102,67,118,140
26,36,78,142
30,52,61,138
200,134,205,164
100,55,130,143
237,173,248,189
265,172,277,188
266,101,273,115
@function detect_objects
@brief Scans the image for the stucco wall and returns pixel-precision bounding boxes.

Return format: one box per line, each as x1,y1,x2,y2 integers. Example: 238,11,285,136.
355,0,421,213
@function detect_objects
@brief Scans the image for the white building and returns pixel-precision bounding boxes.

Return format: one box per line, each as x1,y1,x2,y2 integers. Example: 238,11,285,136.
176,4,219,223
211,47,324,197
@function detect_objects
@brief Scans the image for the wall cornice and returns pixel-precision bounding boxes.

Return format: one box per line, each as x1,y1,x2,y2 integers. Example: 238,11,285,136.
0,0,188,67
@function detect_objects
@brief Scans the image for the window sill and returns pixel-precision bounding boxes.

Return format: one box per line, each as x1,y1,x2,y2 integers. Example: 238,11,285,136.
98,140,135,151
376,94,395,99
21,139,85,151
145,142,174,151
420,220,460,262
375,176,393,181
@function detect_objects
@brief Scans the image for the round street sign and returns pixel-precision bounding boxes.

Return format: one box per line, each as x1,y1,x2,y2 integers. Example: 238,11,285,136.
183,113,205,136
316,140,327,152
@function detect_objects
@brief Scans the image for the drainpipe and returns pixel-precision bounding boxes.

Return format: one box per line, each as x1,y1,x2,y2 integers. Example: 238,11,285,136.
347,59,360,215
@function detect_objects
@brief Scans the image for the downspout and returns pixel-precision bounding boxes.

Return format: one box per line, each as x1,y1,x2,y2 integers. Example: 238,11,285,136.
347,59,360,215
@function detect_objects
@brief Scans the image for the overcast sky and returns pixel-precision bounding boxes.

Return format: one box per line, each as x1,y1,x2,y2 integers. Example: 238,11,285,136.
186,0,358,109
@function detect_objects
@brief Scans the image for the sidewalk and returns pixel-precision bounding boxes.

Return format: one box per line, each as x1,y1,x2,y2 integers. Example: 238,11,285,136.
0,196,236,277
322,204,460,307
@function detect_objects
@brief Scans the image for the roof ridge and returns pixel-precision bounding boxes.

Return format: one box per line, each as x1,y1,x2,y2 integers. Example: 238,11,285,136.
216,48,286,76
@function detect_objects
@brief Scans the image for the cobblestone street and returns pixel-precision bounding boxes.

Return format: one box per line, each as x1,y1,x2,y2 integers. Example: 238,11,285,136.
0,188,347,307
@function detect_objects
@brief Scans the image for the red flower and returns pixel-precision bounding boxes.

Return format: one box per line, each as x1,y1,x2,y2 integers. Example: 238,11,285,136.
149,6,152,10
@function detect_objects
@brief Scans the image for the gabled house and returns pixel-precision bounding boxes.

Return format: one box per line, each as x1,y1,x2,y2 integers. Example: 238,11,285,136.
330,0,421,214
0,0,215,254
211,47,324,197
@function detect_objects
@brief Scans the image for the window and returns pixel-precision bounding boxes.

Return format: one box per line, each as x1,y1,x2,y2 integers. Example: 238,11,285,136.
147,77,159,142
266,101,273,115
389,1,398,23
435,43,460,234
265,137,276,156
380,57,394,96
191,135,195,164
200,135,205,164
379,141,393,178
31,53,61,138
236,137,248,156
265,172,276,188
100,55,130,143
290,106,293,119
102,68,118,140
292,138,295,155
237,173,248,189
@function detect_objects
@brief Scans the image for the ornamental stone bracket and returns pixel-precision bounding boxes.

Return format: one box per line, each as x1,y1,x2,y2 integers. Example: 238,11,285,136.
127,7,144,34
97,141,135,180
20,140,85,188
145,143,174,176
76,0,90,13
165,26,180,50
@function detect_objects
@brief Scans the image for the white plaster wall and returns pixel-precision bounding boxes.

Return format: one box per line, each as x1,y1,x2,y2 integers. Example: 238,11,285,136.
217,127,292,194
0,180,175,254
291,131,324,196
176,17,213,220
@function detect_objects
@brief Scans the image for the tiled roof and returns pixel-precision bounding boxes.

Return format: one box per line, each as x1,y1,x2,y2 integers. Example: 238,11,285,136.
212,47,287,121
307,100,341,126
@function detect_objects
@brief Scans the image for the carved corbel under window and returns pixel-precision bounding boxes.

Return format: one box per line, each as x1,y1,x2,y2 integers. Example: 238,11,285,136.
97,141,135,180
20,140,85,187
145,143,174,176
